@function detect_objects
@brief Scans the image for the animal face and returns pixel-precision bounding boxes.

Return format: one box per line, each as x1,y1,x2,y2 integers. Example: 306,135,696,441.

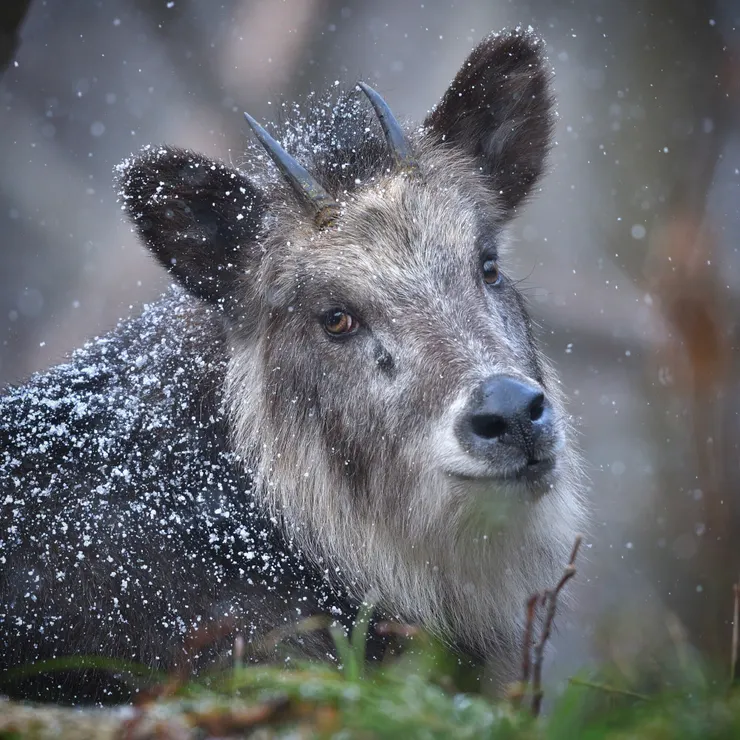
119,30,584,655
241,155,562,494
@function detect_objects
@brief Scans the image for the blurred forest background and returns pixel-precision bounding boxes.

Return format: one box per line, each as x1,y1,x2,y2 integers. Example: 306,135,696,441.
1,0,739,693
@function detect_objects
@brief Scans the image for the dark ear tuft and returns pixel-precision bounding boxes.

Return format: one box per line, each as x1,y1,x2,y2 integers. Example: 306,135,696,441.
118,147,265,306
425,30,555,213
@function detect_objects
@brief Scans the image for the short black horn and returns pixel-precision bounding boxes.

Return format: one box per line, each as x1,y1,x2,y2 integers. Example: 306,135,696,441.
243,112,339,228
357,82,417,172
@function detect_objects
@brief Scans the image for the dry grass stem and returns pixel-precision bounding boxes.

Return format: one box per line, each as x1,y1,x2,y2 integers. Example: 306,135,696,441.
529,534,583,717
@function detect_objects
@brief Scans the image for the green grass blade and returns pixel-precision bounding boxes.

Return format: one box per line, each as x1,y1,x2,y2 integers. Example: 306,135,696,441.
350,597,376,681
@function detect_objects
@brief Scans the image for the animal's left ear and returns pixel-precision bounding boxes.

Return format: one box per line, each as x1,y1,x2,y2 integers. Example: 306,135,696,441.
424,30,555,214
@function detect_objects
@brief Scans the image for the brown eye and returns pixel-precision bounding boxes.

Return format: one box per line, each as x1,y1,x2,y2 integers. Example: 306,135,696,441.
482,259,501,285
323,309,358,336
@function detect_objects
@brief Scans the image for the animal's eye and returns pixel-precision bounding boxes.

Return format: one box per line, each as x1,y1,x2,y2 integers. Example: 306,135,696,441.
322,309,359,337
482,258,501,285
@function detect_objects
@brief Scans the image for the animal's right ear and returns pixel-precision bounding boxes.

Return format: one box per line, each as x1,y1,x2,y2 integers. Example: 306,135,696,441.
119,147,265,307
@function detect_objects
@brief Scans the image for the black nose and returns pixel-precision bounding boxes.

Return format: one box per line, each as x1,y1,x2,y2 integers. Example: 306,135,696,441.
460,375,552,459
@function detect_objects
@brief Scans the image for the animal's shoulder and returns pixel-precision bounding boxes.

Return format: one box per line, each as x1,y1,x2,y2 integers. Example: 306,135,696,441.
0,290,236,505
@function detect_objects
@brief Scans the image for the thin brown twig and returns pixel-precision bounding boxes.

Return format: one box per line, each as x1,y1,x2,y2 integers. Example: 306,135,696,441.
522,593,539,685
731,581,739,683
530,588,553,716
512,594,540,710
565,535,584,574
530,534,582,717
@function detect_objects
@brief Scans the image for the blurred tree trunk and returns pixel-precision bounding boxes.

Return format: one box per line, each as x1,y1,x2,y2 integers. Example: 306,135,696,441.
0,0,31,77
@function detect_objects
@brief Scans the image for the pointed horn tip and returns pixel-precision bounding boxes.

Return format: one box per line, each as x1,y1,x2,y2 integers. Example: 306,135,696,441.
356,82,419,174
243,111,273,149
356,81,384,110
243,111,270,141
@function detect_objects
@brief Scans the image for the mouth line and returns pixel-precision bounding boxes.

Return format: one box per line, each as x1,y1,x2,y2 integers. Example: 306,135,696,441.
444,457,556,484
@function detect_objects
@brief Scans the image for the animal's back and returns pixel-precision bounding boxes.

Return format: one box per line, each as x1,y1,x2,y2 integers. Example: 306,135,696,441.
0,291,343,702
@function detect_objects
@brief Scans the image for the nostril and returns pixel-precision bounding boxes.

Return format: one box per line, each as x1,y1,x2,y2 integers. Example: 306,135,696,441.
528,393,546,422
470,413,508,440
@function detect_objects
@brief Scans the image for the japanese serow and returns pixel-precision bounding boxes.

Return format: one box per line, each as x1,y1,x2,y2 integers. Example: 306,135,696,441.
0,30,584,703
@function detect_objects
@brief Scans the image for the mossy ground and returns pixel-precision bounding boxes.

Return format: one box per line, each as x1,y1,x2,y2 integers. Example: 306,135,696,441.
2,623,740,739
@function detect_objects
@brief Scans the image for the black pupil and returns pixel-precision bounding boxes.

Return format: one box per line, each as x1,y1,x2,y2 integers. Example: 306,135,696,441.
327,311,347,330
483,260,497,278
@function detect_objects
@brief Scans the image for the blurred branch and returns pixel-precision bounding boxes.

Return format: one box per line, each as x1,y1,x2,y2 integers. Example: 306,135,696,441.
642,31,739,663
732,582,739,683
0,0,31,77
